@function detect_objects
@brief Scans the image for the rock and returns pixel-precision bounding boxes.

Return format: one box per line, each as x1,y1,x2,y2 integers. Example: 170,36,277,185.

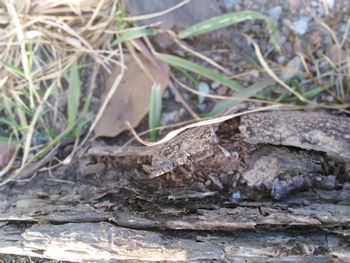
217,86,228,96
161,109,186,126
285,17,310,35
222,0,242,10
161,111,178,126
324,0,335,8
277,55,287,64
198,82,210,109
124,0,222,30
281,56,303,80
269,6,283,24
311,1,319,7
211,81,220,89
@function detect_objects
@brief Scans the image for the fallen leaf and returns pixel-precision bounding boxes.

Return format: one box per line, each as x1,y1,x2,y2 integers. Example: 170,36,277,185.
327,44,345,65
0,141,16,166
94,54,169,137
289,0,303,13
309,31,322,50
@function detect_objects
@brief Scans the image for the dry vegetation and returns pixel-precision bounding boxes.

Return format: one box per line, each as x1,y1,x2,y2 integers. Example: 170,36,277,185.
0,0,121,181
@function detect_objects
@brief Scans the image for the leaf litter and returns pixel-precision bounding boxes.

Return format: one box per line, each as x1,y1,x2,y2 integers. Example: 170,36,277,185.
94,54,169,138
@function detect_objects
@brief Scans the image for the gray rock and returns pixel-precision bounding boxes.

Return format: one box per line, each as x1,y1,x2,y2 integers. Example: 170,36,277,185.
124,0,222,30
222,0,242,10
269,6,283,24
281,56,302,80
285,16,310,35
324,0,335,8
311,1,319,7
198,82,210,109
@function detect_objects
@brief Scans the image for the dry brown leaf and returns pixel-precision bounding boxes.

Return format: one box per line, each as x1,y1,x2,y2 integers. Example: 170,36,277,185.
94,54,169,137
327,44,345,65
289,0,303,13
0,141,16,167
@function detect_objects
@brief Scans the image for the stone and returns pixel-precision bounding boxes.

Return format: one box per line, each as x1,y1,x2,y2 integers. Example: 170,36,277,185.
217,86,228,96
285,17,310,35
222,0,242,10
281,56,303,80
198,82,210,109
269,6,283,24
124,0,222,30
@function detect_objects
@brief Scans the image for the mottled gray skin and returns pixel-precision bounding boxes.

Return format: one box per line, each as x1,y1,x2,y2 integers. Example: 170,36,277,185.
88,126,218,178
151,126,217,178
239,111,350,162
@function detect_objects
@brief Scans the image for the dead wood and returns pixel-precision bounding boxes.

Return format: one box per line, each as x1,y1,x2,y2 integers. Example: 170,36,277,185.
0,111,349,262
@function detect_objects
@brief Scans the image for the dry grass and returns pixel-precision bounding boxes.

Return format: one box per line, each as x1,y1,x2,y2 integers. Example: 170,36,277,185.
0,0,122,179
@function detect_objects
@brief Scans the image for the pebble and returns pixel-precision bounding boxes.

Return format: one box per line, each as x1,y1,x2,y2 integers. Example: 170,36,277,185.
198,82,210,109
311,1,319,7
269,6,283,24
211,81,221,89
162,89,171,99
285,16,309,35
277,55,287,64
217,86,228,96
222,0,242,10
161,111,178,126
231,191,241,202
324,0,335,8
316,5,325,15
281,56,303,80
302,199,311,206
160,108,186,126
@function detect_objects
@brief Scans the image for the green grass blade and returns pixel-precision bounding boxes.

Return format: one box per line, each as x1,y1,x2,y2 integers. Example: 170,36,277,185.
158,54,243,91
302,84,332,98
149,84,162,142
178,10,280,51
283,83,333,103
0,118,19,129
67,62,81,129
0,136,16,142
0,59,25,78
112,28,156,46
208,79,274,117
176,67,199,88
27,41,34,72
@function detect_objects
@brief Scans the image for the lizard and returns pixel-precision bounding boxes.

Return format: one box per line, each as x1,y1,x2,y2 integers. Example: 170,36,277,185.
87,110,350,200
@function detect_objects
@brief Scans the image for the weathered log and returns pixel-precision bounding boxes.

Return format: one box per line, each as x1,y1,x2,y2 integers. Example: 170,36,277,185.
0,111,349,262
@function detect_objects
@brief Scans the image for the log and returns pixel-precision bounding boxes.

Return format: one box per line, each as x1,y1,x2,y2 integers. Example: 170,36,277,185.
0,111,349,262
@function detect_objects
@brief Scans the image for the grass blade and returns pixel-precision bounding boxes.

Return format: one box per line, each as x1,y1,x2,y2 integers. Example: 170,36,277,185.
208,78,274,117
149,84,162,141
302,84,332,98
0,59,25,78
157,54,243,91
67,62,81,129
178,10,280,51
112,28,156,46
